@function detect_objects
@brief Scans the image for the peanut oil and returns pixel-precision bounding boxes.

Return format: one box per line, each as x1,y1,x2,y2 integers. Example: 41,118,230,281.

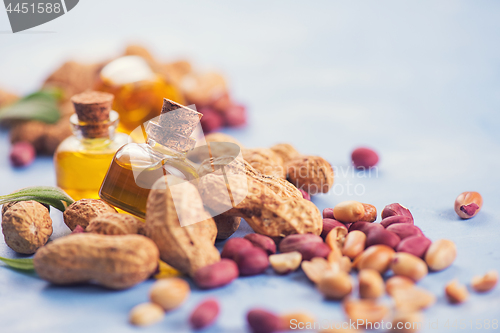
99,99,203,218
96,56,185,134
55,146,116,200
99,143,198,218
54,91,128,201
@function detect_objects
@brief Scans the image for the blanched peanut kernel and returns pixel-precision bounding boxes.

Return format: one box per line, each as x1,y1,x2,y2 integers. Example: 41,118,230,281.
391,287,436,312
386,276,415,296
317,271,352,299
149,278,190,311
391,253,428,282
325,226,347,251
424,239,457,271
302,257,336,284
333,201,365,223
342,230,366,259
269,251,302,274
445,279,468,304
353,245,395,274
471,270,498,292
129,302,165,326
339,256,352,273
343,299,389,326
359,269,384,299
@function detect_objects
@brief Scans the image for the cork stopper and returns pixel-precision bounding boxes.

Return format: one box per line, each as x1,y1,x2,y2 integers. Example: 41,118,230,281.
71,91,114,138
146,99,202,152
159,99,202,136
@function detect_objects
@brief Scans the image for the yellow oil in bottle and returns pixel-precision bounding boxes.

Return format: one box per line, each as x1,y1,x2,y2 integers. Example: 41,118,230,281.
55,149,116,200
99,143,198,218
54,108,129,201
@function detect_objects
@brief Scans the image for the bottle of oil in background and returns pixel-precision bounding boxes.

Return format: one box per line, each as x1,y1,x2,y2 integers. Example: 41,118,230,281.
95,55,185,135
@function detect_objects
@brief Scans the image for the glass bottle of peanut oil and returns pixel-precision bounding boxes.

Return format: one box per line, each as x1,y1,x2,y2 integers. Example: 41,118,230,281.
95,55,185,135
54,91,129,200
99,98,200,218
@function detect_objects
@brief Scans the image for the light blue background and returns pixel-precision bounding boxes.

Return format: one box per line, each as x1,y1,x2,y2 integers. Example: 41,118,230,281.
0,1,499,332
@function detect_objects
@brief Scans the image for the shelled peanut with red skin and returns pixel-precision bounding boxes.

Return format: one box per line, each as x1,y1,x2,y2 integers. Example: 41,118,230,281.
189,299,220,330
454,191,483,219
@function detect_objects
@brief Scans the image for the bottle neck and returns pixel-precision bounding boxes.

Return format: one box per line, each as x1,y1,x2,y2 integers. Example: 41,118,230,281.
146,137,188,159
145,120,196,155
70,110,119,142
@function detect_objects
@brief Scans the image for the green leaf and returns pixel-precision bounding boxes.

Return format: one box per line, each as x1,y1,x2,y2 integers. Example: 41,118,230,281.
0,88,62,124
0,186,75,212
23,87,63,101
0,257,34,270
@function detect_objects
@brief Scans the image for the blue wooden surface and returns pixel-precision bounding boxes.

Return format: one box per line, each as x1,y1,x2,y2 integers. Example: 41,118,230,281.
0,1,499,332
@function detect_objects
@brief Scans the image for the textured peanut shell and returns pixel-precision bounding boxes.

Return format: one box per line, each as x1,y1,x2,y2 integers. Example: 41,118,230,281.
198,172,322,237
86,213,145,235
269,143,301,164
2,201,19,215
1,201,52,254
286,156,334,194
33,234,159,289
242,148,285,179
198,157,302,201
187,133,244,163
63,199,117,231
145,177,220,276
198,157,312,237
205,132,244,147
